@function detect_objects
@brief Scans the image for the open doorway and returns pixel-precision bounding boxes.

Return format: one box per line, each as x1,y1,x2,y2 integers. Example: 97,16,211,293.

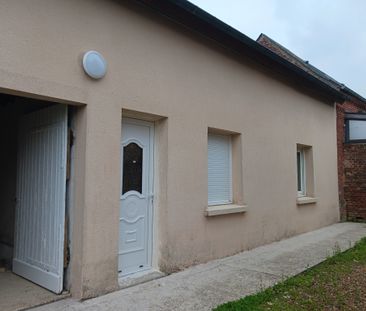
0,93,71,310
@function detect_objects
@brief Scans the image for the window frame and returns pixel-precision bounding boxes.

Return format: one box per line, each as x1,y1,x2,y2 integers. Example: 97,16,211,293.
345,113,366,144
207,133,233,206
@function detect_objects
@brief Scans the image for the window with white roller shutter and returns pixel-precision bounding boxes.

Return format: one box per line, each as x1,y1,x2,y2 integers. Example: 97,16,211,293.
208,133,232,205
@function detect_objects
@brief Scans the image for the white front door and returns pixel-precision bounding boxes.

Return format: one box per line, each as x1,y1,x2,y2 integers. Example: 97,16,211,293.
13,104,68,294
119,118,154,276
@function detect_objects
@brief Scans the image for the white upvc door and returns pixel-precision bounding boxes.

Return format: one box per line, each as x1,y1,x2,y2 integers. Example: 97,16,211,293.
13,104,68,294
119,118,154,277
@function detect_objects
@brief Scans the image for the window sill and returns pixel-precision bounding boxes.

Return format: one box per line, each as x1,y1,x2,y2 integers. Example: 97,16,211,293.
205,204,247,217
297,196,317,205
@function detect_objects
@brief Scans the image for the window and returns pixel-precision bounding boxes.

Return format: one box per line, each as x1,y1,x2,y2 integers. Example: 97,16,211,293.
296,144,315,203
345,114,366,143
208,133,232,205
297,148,306,196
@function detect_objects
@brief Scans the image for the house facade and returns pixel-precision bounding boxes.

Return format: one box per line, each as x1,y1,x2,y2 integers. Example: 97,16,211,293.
0,0,344,299
257,33,366,222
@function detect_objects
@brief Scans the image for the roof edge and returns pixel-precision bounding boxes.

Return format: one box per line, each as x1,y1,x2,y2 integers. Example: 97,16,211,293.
134,0,345,103
257,33,366,105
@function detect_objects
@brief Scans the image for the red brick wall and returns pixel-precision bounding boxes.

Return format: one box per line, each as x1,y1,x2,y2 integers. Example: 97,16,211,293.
337,101,366,220
344,144,366,220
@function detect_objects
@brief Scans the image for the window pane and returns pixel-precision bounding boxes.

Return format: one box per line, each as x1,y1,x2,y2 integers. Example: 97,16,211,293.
208,134,232,205
297,151,302,192
349,120,366,141
122,143,143,195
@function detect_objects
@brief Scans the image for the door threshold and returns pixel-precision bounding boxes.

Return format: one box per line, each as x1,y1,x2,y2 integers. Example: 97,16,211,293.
118,269,165,289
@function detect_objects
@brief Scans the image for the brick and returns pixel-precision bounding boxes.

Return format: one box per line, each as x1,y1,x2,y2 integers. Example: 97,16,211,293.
337,101,366,220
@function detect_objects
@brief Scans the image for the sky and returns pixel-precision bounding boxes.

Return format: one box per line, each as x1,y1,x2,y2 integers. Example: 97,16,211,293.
190,0,366,97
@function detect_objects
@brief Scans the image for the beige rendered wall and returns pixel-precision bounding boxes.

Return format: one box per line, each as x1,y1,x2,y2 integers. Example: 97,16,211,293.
0,0,339,298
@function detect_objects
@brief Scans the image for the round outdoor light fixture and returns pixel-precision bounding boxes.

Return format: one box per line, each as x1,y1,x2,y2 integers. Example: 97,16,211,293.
82,50,107,79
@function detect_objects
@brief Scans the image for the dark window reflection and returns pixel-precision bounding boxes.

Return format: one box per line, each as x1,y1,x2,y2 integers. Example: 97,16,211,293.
297,151,301,192
122,143,143,194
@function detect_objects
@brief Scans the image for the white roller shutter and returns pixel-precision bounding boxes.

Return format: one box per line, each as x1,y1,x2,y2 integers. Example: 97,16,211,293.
349,120,366,141
208,133,232,205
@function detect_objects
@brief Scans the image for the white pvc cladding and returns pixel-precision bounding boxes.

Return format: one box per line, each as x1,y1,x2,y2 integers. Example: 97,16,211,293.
208,133,232,206
13,105,68,294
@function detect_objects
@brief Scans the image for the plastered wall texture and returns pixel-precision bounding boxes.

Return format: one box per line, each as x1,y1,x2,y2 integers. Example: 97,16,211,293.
0,0,340,298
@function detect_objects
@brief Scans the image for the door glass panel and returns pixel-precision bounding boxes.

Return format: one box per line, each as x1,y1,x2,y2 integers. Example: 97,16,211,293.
122,143,143,195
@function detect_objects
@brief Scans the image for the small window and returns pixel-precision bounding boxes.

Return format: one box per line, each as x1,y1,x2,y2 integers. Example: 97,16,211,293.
296,144,315,199
208,133,232,205
346,115,366,143
297,148,306,196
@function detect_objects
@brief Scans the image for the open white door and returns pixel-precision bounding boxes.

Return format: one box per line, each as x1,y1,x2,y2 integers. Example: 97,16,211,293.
13,104,68,294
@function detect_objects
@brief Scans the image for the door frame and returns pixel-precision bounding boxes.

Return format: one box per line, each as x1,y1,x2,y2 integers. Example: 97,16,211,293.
119,117,155,276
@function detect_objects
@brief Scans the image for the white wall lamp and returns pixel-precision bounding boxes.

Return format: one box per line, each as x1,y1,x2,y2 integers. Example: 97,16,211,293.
82,51,107,79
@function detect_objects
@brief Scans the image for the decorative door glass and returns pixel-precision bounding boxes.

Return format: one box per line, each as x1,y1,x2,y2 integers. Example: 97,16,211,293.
122,143,143,195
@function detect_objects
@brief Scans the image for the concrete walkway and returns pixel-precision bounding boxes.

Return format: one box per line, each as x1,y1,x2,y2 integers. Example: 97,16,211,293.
34,222,366,311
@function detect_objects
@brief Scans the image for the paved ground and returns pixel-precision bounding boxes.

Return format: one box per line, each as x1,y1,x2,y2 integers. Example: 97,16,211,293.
0,271,68,311
34,222,366,311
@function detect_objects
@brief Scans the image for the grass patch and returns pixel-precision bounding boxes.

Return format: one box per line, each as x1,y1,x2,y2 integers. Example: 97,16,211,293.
214,238,366,311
